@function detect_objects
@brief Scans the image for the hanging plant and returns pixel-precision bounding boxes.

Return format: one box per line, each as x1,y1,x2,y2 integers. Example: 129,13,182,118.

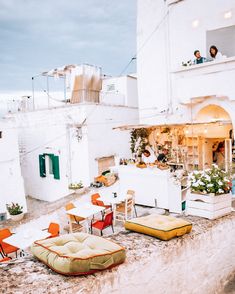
130,128,150,157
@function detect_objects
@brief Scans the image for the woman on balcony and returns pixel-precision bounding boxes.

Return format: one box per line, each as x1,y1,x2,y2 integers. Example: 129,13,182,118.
209,45,224,61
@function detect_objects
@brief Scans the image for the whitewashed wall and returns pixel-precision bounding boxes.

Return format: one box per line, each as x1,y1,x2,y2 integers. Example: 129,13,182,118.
0,122,26,214
137,0,235,125
86,104,138,182
100,76,138,108
12,104,138,202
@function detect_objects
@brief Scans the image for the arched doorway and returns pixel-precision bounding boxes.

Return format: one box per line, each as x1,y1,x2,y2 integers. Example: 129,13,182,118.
195,104,234,172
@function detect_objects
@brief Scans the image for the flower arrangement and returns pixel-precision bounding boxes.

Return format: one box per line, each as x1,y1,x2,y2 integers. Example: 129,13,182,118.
182,60,193,67
6,202,23,215
189,164,231,195
68,181,84,190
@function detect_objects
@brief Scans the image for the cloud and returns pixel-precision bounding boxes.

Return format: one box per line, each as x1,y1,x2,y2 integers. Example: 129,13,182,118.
0,0,136,91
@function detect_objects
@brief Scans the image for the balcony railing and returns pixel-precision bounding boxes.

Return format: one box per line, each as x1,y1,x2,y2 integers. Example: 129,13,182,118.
171,56,235,104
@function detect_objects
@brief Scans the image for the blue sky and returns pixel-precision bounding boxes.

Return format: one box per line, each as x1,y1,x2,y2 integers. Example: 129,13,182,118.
0,0,136,91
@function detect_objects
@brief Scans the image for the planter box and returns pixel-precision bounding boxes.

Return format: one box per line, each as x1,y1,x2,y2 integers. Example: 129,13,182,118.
186,193,232,220
69,187,86,195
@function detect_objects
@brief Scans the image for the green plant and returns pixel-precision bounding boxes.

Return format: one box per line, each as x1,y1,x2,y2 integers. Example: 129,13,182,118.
69,181,84,190
130,128,150,157
189,164,231,195
6,203,23,215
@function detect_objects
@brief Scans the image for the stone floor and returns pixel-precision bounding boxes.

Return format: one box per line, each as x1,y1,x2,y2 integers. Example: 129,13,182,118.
1,186,235,294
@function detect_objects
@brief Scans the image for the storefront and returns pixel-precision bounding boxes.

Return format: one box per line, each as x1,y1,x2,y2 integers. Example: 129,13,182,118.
113,104,234,211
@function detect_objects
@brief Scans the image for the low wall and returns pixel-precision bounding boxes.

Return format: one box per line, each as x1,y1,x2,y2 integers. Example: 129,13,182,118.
100,214,235,294
1,213,235,294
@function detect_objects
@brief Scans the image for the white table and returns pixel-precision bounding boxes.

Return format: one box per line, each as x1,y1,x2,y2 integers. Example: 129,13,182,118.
66,203,105,232
99,194,127,225
3,229,50,250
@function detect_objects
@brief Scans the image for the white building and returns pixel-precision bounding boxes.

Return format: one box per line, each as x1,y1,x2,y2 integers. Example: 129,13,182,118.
7,65,139,202
0,121,26,216
137,0,235,129
100,75,138,107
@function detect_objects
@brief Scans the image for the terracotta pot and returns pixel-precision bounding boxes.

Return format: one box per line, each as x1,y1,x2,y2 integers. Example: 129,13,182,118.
10,213,24,222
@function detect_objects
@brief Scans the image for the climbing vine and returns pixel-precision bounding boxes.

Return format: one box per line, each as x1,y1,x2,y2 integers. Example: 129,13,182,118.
130,128,150,158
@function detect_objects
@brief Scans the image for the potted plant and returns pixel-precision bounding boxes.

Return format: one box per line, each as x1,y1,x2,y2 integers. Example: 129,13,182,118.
187,164,232,219
6,202,24,222
68,181,85,194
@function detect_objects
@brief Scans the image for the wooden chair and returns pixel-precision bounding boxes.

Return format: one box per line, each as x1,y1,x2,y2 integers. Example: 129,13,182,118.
65,203,85,233
127,190,137,217
91,193,101,205
0,229,19,258
91,212,114,236
115,194,134,222
43,222,60,238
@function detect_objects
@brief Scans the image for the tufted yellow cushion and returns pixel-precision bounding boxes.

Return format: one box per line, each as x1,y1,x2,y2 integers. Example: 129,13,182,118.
125,214,192,241
31,233,126,275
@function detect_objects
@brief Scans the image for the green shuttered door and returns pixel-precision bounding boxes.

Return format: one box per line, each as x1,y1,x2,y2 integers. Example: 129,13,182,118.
39,154,60,180
39,154,46,177
52,155,60,180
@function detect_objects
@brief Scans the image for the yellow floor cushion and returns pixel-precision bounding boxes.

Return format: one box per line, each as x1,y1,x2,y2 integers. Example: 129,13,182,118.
31,232,126,275
125,214,192,241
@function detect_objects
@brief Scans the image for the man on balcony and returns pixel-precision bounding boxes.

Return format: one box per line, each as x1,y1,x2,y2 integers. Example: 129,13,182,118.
193,50,207,64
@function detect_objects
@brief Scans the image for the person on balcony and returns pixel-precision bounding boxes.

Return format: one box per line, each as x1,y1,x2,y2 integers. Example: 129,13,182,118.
193,50,207,64
209,45,224,61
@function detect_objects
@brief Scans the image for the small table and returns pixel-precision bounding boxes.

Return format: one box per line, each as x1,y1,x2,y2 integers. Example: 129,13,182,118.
99,194,126,225
3,229,50,251
66,203,105,233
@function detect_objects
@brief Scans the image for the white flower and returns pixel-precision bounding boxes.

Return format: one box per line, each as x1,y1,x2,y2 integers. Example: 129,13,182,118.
198,181,205,186
193,171,200,175
212,164,218,168
218,189,224,194
204,175,211,181
207,184,213,187
192,182,199,187
224,178,230,182
218,181,223,186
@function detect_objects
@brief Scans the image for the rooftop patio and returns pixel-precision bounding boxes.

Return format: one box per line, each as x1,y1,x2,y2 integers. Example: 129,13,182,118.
1,184,235,294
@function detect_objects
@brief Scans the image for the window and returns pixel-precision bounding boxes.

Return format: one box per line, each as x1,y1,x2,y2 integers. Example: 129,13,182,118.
206,25,235,58
46,155,54,175
39,153,60,180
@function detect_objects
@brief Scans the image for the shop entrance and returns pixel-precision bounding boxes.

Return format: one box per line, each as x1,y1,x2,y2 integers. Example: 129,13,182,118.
145,104,234,172
195,104,234,172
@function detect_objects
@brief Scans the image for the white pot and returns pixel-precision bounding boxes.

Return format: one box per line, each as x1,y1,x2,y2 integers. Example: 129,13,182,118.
70,187,86,195
187,192,232,219
75,187,86,195
10,213,24,222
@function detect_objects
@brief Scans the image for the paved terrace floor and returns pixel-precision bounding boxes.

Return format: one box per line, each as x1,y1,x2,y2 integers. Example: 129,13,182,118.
1,185,235,294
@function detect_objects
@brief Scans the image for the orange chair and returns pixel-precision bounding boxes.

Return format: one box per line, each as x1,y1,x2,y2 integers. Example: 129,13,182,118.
65,203,84,233
96,199,111,210
0,229,19,258
91,212,114,236
0,257,11,262
43,222,60,238
91,193,101,205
